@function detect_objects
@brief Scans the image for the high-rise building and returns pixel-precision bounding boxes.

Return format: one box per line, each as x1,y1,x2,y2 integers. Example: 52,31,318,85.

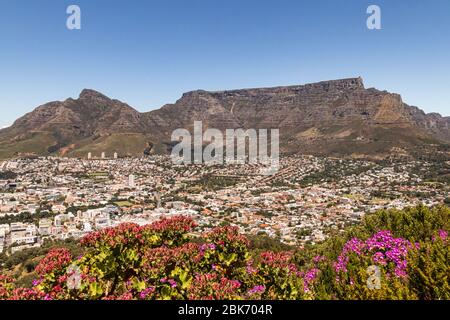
129,174,135,188
87,152,92,160
101,152,106,159
155,192,161,208
114,152,118,159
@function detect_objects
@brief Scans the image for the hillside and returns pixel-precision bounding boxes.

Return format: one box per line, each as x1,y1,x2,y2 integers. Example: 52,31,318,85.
1,78,449,159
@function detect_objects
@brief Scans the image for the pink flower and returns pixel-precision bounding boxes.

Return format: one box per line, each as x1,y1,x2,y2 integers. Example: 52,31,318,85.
334,230,413,279
246,264,257,274
372,252,386,265
303,268,319,292
313,255,325,264
248,285,265,295
168,279,177,288
32,279,41,287
433,230,448,242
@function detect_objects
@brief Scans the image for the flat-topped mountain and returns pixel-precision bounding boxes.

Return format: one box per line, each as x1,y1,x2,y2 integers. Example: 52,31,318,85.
1,77,449,159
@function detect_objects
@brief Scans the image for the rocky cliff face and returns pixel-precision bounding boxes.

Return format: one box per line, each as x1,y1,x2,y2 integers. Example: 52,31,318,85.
149,78,373,131
142,77,449,157
146,77,434,131
0,78,449,158
407,106,450,142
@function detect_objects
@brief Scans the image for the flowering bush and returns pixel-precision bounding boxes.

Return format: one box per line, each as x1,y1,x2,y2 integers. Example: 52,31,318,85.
186,274,242,300
334,231,413,278
331,231,418,299
198,226,250,279
0,205,448,300
406,230,450,300
35,248,73,277
255,251,306,300
75,217,197,299
0,274,48,300
148,216,196,247
0,274,15,299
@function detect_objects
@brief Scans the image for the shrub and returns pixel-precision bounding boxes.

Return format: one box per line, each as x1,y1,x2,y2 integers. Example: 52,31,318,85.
0,205,448,300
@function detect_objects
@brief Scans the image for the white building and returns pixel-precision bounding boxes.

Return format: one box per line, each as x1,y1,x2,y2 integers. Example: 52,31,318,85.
94,213,111,229
38,218,52,236
54,212,75,227
0,229,5,253
10,224,38,245
129,174,135,188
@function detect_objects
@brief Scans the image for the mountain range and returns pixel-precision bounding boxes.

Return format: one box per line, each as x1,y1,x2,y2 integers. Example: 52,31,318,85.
1,77,449,159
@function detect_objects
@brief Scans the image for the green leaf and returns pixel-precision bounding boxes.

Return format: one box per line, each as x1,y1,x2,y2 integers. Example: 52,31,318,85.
89,282,103,298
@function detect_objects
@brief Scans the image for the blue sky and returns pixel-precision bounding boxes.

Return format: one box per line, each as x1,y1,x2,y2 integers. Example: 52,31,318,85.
0,0,449,128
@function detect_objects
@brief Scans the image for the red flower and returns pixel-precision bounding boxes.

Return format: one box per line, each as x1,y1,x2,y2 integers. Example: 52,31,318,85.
35,248,73,277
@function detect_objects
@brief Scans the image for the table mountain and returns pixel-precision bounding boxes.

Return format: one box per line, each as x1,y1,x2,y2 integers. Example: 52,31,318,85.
1,77,449,159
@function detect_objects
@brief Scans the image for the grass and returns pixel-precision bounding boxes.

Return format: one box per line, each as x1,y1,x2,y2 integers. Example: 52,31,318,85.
0,132,56,159
67,133,152,158
114,201,133,207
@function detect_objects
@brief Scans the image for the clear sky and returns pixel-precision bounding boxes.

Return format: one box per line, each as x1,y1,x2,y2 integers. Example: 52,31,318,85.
0,0,449,128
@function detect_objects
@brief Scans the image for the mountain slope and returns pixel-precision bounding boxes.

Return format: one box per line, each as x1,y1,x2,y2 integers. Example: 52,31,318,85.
142,77,449,157
0,90,157,158
0,78,449,159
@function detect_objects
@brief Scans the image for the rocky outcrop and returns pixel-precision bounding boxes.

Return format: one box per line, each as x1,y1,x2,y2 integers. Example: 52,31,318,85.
0,78,449,158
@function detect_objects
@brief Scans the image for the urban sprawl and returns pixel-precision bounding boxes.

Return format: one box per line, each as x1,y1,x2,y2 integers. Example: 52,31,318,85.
0,154,448,254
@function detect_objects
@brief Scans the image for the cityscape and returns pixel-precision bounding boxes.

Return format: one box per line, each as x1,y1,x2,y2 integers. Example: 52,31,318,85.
1,154,448,254
0,0,449,307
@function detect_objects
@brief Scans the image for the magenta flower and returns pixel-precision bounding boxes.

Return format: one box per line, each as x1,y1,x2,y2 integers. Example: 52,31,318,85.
168,279,177,288
433,229,448,242
32,279,41,287
313,255,325,264
303,268,319,292
372,252,386,265
248,285,265,295
334,230,413,279
439,230,448,240
139,286,155,299
246,264,257,274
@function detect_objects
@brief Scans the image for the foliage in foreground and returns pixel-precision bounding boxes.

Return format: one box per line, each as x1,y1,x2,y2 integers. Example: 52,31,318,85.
0,205,449,300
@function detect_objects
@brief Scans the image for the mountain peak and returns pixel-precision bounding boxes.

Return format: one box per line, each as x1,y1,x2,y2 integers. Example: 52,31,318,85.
78,89,111,101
